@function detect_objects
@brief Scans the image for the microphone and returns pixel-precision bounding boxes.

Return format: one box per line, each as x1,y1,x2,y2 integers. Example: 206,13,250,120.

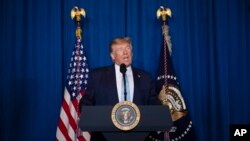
120,63,127,74
120,63,127,101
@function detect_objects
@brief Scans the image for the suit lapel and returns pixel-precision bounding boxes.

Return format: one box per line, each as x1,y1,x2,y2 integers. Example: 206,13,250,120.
106,65,119,104
132,69,141,104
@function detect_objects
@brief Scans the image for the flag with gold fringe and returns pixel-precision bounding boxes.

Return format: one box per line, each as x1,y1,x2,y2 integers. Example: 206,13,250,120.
145,6,196,141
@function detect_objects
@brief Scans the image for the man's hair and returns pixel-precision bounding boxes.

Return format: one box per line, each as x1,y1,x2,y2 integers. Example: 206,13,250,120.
109,37,132,53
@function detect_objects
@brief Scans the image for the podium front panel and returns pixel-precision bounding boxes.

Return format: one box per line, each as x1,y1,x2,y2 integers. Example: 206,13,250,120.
79,105,173,132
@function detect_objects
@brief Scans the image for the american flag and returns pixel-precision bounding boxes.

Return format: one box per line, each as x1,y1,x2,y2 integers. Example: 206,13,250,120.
56,37,91,141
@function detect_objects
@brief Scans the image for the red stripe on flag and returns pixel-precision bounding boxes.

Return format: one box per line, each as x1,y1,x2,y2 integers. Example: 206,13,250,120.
57,118,73,141
62,97,78,131
78,136,87,141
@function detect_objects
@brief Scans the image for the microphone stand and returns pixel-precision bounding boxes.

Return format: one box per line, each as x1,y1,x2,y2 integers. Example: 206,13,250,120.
122,73,127,101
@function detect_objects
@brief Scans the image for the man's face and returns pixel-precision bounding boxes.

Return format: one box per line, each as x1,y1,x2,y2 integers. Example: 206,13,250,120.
110,42,132,66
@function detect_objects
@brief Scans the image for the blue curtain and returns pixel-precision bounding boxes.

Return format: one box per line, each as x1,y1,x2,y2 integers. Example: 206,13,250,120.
0,0,249,141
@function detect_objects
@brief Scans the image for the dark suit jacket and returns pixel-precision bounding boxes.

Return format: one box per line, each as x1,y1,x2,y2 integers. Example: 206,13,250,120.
79,65,160,141
80,65,160,106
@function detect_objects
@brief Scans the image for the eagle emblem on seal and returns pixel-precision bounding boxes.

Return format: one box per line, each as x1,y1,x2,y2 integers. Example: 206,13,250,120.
158,84,187,121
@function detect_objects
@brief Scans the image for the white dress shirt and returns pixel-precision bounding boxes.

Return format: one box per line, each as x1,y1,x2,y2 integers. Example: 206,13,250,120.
115,64,134,102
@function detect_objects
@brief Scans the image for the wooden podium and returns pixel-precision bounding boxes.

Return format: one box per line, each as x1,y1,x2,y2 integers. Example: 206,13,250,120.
79,105,173,141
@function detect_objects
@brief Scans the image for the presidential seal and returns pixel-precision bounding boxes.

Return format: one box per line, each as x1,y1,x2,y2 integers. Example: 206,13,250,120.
111,101,140,131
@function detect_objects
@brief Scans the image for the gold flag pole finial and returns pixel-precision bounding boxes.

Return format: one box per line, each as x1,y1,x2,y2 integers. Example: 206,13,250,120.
71,6,86,39
156,6,172,55
156,6,172,23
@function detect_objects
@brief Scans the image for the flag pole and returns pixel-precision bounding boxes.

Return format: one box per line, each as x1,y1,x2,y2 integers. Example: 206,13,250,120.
70,6,86,110
156,6,172,92
70,6,89,140
153,5,196,141
56,6,90,141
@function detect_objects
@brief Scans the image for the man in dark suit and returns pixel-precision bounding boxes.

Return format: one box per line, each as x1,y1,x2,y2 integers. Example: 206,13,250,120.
80,37,160,141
